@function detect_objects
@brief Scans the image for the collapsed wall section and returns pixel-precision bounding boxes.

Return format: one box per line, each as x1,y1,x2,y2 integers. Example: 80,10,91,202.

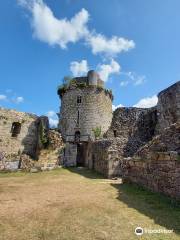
0,108,64,171
106,107,157,157
0,108,38,170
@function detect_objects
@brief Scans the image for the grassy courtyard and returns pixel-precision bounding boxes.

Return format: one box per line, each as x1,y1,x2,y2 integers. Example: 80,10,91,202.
0,168,179,240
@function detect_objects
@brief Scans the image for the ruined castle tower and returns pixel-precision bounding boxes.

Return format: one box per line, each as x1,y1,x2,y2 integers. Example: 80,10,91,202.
58,70,113,166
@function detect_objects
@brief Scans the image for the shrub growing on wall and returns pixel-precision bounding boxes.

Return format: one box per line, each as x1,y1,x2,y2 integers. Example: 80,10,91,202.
92,126,102,139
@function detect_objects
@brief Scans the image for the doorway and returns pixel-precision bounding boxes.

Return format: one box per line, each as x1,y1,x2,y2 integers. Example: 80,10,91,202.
76,143,85,166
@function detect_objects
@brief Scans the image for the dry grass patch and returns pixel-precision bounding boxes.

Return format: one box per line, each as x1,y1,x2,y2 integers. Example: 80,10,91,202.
0,168,179,240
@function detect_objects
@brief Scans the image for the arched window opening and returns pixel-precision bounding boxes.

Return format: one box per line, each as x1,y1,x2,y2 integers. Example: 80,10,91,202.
77,96,82,104
75,131,80,142
11,122,21,137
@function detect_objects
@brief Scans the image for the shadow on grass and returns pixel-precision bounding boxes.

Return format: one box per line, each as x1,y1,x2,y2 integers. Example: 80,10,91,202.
111,182,180,235
65,168,180,235
65,167,105,179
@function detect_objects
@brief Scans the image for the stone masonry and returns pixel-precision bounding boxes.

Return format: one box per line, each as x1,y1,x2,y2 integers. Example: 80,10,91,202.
58,70,113,166
0,108,38,170
90,81,180,200
0,108,63,171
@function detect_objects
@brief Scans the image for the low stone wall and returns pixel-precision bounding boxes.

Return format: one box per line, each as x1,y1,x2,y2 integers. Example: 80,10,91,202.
91,139,123,178
122,123,180,200
91,122,180,200
122,151,180,200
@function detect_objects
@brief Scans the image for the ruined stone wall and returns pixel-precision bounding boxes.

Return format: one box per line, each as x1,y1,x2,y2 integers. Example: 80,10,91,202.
59,86,112,141
156,81,180,133
33,129,64,171
122,123,180,200
0,108,38,170
89,139,122,178
106,107,157,157
90,107,158,177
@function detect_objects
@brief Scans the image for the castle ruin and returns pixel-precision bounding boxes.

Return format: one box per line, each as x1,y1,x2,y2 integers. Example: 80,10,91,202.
0,71,179,200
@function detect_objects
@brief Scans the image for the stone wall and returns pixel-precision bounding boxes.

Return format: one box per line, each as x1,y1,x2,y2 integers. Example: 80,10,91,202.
0,108,38,170
0,108,63,171
122,123,180,200
90,81,180,200
59,86,112,141
156,81,180,133
106,107,157,157
33,129,64,171
89,139,122,178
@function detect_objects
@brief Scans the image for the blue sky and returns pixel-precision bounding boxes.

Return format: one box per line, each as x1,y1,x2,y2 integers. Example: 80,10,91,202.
0,0,180,126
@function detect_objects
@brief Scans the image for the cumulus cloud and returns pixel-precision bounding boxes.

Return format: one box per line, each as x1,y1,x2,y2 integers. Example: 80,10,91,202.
70,60,89,76
49,118,58,128
46,110,56,118
98,59,121,82
112,103,124,111
18,0,135,57
46,110,58,128
133,95,158,108
14,96,24,104
87,34,135,56
0,94,7,101
0,93,24,104
18,0,89,48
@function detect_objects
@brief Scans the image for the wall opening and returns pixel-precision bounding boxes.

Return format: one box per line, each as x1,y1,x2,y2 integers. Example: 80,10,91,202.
75,130,80,143
77,110,80,126
11,122,21,137
113,130,117,137
77,96,82,104
76,143,86,167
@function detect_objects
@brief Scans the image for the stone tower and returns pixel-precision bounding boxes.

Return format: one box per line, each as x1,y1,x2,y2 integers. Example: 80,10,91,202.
58,70,113,166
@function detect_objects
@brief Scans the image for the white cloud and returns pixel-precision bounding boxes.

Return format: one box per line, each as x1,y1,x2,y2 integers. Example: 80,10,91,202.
133,75,146,86
18,0,135,57
87,34,135,56
70,60,89,76
0,95,7,101
120,81,128,87
46,110,58,128
46,110,56,118
133,95,158,108
49,118,58,128
14,96,24,104
18,0,89,48
98,59,121,82
120,71,146,86
112,104,124,111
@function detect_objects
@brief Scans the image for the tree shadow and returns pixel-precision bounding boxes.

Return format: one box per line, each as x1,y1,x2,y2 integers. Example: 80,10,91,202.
65,167,105,179
111,182,180,235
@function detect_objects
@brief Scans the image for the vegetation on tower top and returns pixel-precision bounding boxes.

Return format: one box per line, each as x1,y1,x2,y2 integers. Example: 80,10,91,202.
57,76,113,100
